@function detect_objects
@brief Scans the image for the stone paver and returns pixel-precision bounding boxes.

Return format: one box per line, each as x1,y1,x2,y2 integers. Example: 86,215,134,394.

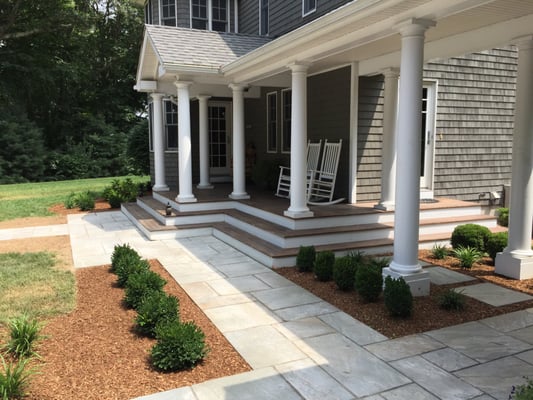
4,211,533,400
455,282,533,306
425,266,476,285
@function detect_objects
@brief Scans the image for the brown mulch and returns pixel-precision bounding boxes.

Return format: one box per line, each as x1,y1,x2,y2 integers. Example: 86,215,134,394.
275,250,533,338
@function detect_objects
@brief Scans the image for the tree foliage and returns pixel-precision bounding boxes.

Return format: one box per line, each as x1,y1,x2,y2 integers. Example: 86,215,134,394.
0,0,147,182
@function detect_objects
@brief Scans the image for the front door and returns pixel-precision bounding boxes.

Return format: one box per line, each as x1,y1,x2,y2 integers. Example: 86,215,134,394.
208,102,232,180
420,82,437,193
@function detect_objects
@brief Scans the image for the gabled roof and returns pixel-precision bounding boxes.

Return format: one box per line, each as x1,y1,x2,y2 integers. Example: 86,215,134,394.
138,25,271,80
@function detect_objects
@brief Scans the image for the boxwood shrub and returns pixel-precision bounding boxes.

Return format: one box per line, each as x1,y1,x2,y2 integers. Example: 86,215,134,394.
486,231,508,261
332,256,358,291
450,224,492,253
135,291,179,337
355,264,383,302
383,276,413,318
313,251,335,281
124,269,167,309
296,246,316,272
115,258,150,288
110,244,140,273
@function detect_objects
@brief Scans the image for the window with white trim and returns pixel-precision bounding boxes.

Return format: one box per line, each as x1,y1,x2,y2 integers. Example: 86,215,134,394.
145,0,153,24
191,0,229,32
260,0,269,36
161,0,177,26
302,0,316,16
164,100,178,150
266,92,277,152
281,89,291,153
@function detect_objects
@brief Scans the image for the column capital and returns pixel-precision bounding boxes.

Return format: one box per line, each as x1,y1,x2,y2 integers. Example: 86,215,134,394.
288,62,312,73
196,94,212,101
395,18,435,37
229,83,248,92
149,92,165,101
513,34,533,50
174,80,193,89
381,67,400,78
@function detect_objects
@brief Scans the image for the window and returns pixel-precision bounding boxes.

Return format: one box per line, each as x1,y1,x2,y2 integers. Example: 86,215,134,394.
145,0,153,24
281,89,291,153
191,0,229,32
302,0,316,16
266,92,277,152
164,100,178,150
161,0,177,26
260,0,269,36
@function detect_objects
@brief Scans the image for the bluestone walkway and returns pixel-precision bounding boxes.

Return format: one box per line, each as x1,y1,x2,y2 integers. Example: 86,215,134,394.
3,210,533,400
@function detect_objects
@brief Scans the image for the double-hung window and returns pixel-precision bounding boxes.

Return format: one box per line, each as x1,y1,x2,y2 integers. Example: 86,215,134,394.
191,0,229,32
164,100,178,150
266,92,277,152
302,0,316,16
260,0,269,36
145,0,153,24
281,89,291,153
161,0,177,26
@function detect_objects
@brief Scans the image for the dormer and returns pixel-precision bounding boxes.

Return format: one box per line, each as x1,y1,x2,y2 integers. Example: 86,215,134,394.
143,0,238,33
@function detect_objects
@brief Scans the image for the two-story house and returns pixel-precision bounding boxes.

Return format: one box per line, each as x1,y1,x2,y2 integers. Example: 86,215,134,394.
133,0,533,290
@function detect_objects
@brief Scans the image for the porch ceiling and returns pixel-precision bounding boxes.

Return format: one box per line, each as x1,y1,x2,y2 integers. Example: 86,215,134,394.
222,0,533,82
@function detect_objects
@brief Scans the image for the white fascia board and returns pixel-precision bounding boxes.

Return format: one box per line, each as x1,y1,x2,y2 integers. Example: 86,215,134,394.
134,80,158,92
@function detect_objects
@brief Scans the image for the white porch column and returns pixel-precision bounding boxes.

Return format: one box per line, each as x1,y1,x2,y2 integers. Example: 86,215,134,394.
285,63,314,218
495,35,533,279
383,19,434,296
349,61,359,204
197,95,213,189
375,68,399,211
229,83,250,199
150,93,169,192
175,80,197,203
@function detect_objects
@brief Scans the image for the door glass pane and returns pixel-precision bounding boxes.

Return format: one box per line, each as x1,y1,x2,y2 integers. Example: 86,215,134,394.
209,106,227,168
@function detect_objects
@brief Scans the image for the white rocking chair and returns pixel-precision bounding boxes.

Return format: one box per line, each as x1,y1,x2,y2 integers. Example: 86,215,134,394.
275,140,322,198
307,139,344,205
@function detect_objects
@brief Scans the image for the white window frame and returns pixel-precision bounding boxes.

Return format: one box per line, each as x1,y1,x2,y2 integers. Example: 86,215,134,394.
164,99,178,151
302,0,316,17
259,0,269,36
145,0,153,24
160,0,178,26
266,91,277,153
190,0,230,32
281,88,292,154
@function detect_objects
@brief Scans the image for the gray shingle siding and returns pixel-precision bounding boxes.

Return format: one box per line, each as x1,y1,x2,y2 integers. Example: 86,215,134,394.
177,0,190,28
238,0,259,35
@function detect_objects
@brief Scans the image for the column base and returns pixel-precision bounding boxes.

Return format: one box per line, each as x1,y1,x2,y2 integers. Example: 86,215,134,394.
374,201,395,211
152,184,169,192
229,192,250,200
383,267,430,297
495,251,533,280
284,208,314,219
176,194,197,203
197,183,214,189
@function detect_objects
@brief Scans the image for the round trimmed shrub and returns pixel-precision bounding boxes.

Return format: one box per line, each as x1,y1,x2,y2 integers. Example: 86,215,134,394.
450,224,492,252
486,231,508,261
355,264,383,302
296,246,316,272
151,320,208,371
135,291,179,337
383,276,413,317
313,251,335,281
115,258,150,288
333,256,357,291
124,269,167,309
110,244,140,273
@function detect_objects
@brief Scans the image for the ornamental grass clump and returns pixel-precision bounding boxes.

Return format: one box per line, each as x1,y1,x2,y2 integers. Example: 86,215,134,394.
431,243,449,260
383,276,413,318
0,355,38,400
135,291,179,337
332,256,358,291
151,320,208,372
355,264,383,302
453,245,482,269
5,314,43,359
124,269,167,310
313,251,335,282
437,288,466,311
296,246,316,272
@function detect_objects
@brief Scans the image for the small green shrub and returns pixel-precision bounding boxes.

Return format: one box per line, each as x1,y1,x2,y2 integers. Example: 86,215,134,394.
124,270,167,309
355,264,383,302
333,256,358,291
313,251,335,282
64,192,78,209
135,291,179,337
115,258,150,288
486,232,508,261
510,376,533,399
497,207,509,227
383,276,413,318
431,243,449,260
437,289,466,311
453,245,482,269
347,250,366,264
102,178,139,208
450,224,491,253
5,315,43,359
296,246,316,272
369,256,390,269
0,355,38,400
110,244,140,273
63,191,96,211
151,321,208,371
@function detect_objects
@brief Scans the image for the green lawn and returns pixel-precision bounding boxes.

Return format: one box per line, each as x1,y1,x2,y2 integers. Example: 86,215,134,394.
0,176,148,221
